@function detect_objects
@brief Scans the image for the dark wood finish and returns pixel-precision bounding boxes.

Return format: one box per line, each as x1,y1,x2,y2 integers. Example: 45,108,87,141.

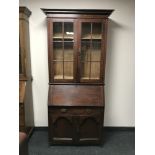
48,109,104,145
19,7,34,136
42,9,113,145
43,10,112,84
19,81,26,103
42,9,114,84
19,7,32,79
47,18,53,82
78,18,106,83
48,85,104,107
20,7,31,17
103,18,109,82
48,85,104,145
46,17,107,84
19,81,34,136
41,9,114,16
48,18,77,83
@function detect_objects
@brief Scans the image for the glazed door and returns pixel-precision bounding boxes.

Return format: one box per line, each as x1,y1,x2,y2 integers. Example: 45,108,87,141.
48,19,77,83
78,19,105,83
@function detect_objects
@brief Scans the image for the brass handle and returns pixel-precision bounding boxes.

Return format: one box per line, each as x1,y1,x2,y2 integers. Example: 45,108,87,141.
60,108,67,113
86,109,92,113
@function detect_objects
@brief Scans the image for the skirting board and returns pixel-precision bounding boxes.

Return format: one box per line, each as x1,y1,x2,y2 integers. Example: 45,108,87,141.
34,126,135,132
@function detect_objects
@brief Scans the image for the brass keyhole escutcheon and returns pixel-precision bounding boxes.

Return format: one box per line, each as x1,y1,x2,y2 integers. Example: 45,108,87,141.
60,108,67,113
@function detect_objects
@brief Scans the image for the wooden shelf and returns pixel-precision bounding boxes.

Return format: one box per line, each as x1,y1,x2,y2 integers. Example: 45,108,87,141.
53,33,74,39
81,77,100,80
54,75,73,80
82,34,102,40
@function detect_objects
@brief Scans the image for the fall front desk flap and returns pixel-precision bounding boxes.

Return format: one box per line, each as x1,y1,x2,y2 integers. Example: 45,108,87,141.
48,85,104,107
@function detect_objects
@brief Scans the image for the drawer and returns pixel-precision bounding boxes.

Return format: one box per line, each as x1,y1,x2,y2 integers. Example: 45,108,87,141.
48,107,103,116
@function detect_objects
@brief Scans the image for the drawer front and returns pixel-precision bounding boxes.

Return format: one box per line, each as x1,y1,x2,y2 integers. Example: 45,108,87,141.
48,107,103,116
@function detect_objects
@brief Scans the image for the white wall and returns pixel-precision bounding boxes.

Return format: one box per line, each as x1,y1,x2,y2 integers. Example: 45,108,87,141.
19,0,135,127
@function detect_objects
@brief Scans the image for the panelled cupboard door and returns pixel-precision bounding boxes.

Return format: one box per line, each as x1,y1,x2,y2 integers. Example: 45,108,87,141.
47,18,107,84
48,114,74,144
78,116,102,144
47,18,77,83
48,113,103,145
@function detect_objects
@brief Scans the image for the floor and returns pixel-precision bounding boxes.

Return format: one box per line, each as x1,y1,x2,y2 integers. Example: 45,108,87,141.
28,129,135,155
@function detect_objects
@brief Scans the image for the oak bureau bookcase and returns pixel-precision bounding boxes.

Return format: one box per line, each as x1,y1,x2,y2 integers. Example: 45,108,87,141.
41,9,114,145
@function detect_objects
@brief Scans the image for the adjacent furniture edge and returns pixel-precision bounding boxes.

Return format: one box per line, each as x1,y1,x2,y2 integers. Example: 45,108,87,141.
19,6,32,17
19,74,33,81
19,81,26,103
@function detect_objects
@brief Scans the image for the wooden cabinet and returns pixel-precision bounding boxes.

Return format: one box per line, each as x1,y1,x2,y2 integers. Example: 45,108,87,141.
19,7,34,136
42,9,114,145
48,85,104,145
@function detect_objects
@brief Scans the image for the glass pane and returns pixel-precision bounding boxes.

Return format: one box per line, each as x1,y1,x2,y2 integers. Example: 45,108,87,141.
90,62,100,79
64,23,74,39
91,41,101,61
81,23,91,39
54,62,63,80
92,23,102,39
81,41,91,61
81,62,90,80
53,22,63,39
64,42,73,61
64,62,73,79
53,42,63,60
